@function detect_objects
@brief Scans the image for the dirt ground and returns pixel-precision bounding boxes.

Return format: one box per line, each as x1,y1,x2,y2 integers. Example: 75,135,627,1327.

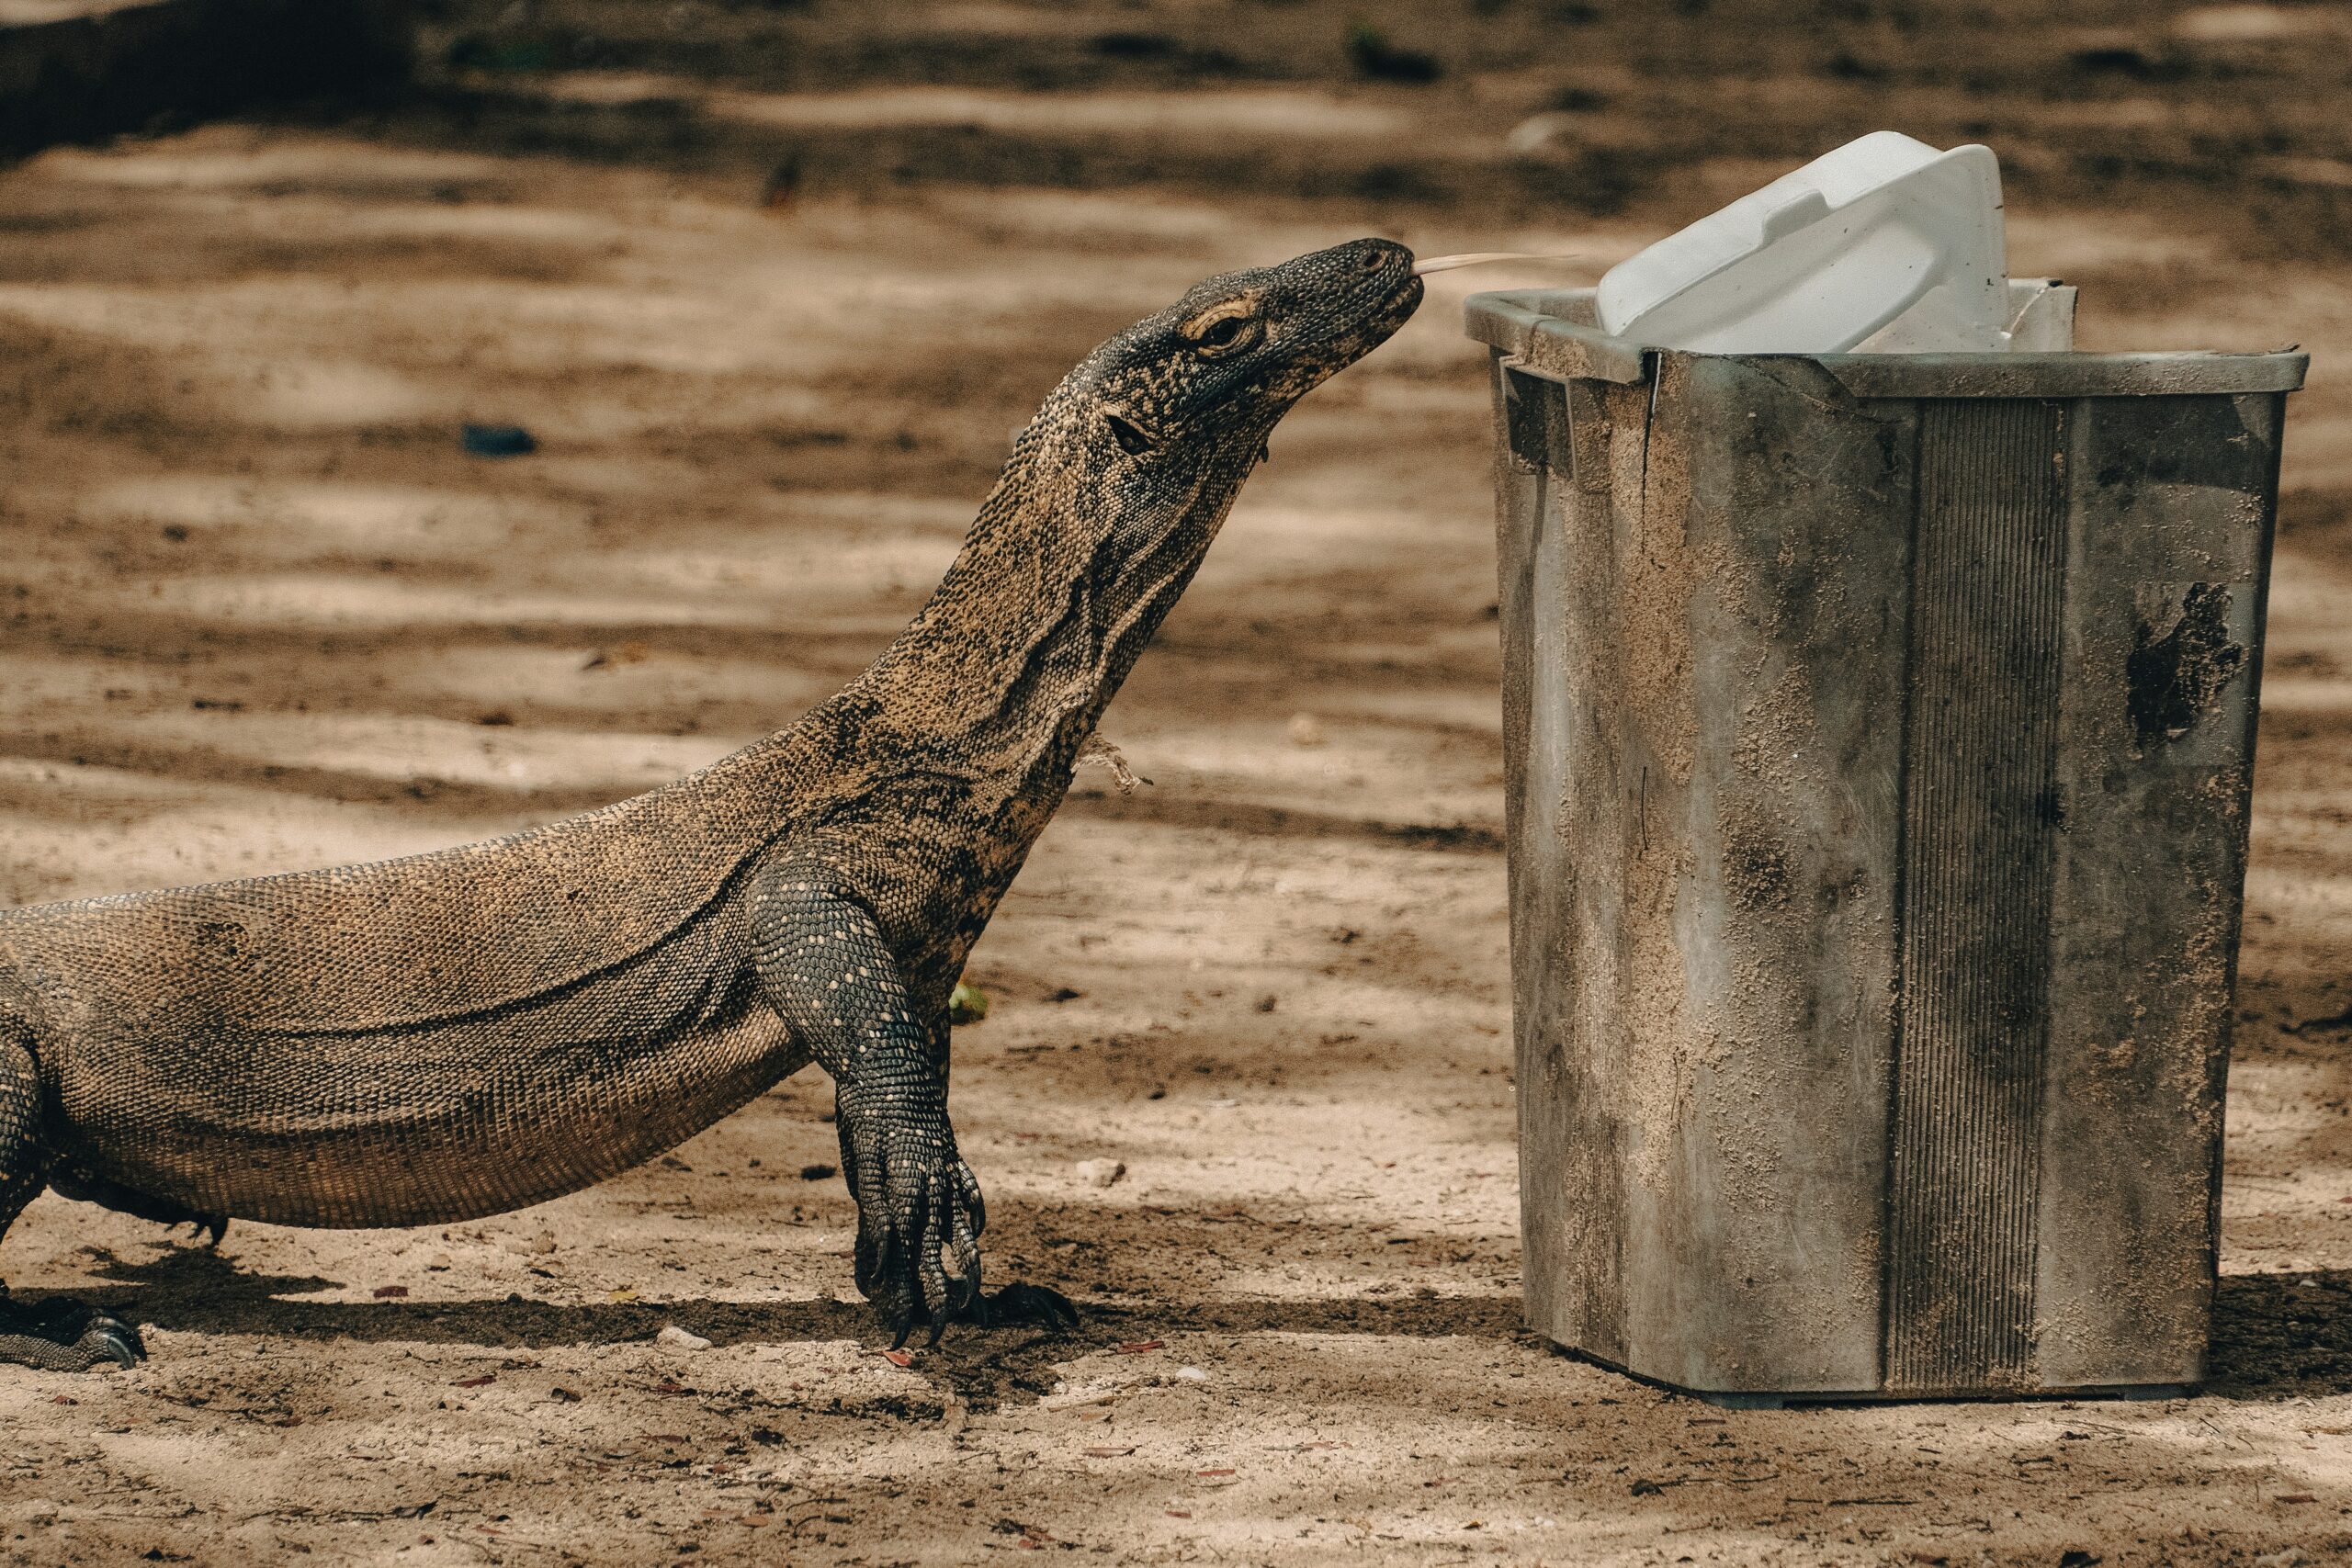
3,3,2352,1564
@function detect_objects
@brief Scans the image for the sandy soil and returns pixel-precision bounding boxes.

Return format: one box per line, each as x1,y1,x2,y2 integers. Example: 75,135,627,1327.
2,6,2352,1563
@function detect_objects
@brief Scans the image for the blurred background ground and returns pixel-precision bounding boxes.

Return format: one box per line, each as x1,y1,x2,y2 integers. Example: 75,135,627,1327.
0,2,2350,1564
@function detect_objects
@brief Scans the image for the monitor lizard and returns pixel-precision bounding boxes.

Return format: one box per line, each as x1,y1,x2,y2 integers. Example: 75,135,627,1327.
0,237,1425,1371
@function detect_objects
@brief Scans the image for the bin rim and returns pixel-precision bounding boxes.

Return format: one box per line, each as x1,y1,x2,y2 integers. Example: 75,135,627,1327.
1465,287,2309,399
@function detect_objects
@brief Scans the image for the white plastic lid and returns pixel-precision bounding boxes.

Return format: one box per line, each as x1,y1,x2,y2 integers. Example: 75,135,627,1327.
1596,131,2010,355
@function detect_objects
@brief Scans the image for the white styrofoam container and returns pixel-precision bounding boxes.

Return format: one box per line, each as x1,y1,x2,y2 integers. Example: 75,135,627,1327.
1596,131,2010,355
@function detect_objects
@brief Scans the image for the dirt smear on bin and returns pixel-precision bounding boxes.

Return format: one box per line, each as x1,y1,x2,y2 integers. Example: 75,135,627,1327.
2,4,2352,1563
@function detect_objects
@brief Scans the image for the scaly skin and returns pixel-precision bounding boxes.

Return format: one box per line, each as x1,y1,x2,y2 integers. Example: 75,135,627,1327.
0,239,1423,1366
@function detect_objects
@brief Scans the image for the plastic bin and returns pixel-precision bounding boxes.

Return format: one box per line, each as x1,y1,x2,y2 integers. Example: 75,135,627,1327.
1466,283,2305,1401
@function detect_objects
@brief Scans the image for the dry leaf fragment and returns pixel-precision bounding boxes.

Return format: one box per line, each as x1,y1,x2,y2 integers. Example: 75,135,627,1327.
1077,734,1148,793
581,640,650,671
1083,1446,1135,1458
372,1284,409,1299
452,1375,496,1389
878,1348,915,1368
1115,1339,1164,1355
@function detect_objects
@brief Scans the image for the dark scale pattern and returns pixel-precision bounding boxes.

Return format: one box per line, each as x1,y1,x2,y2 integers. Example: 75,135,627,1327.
0,239,1422,1368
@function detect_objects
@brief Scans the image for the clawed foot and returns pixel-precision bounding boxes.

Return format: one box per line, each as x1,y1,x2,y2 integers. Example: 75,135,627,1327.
843,1126,989,1349
836,1091,1082,1348
0,1294,146,1372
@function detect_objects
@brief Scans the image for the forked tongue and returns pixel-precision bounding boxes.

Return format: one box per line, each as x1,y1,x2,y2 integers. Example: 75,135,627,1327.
1411,252,1579,276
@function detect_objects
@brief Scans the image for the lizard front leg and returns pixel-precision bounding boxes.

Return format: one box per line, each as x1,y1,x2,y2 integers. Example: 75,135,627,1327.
0,1029,144,1372
752,863,990,1347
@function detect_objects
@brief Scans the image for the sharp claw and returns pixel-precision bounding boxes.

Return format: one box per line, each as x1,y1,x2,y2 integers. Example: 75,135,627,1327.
926,1308,947,1349
962,1170,986,1238
82,1320,142,1369
889,1313,914,1352
862,1230,899,1301
0,1301,147,1372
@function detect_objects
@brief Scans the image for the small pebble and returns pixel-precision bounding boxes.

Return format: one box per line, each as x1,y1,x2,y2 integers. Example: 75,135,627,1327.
1173,1366,1209,1382
461,423,537,457
527,1230,557,1256
1504,111,1580,154
1286,713,1327,748
656,1325,713,1351
1075,1159,1126,1189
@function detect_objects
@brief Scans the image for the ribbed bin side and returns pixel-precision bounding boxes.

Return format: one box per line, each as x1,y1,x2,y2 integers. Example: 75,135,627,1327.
1883,399,2072,1393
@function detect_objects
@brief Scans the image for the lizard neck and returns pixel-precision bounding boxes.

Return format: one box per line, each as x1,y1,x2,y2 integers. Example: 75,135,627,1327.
842,423,1259,807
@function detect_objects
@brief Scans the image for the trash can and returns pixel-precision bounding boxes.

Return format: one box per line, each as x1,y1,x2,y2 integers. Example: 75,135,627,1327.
1467,282,2305,1401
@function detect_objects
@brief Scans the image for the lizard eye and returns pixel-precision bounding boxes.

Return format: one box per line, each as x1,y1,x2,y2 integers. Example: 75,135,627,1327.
1187,309,1261,357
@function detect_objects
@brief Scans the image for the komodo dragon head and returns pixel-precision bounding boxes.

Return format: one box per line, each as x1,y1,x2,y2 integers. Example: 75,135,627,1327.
1035,235,1422,578
917,238,1422,756
1068,234,1424,469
